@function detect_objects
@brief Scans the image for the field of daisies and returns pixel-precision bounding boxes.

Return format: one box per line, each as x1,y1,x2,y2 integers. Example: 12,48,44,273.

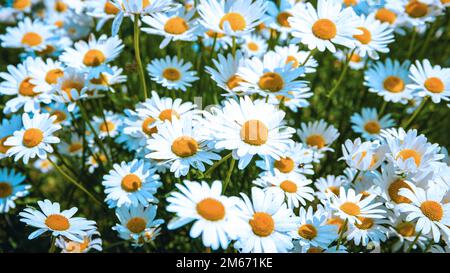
0,0,449,254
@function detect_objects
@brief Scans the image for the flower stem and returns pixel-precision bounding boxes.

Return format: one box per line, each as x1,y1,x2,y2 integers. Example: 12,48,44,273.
231,36,237,57
134,14,148,101
406,231,422,253
403,97,429,129
49,236,56,253
378,101,388,117
210,33,218,59
203,152,232,178
327,48,355,98
48,157,103,207
301,49,316,67
406,27,417,60
223,158,235,194
335,218,348,250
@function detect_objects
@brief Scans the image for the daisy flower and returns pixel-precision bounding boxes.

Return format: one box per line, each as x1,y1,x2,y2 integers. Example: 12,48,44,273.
240,34,267,57
373,6,405,32
386,0,441,27
5,112,61,164
0,57,53,114
86,66,127,92
205,50,246,95
147,56,199,92
91,110,122,139
166,180,241,250
265,0,297,38
33,157,55,174
19,199,97,242
59,134,84,157
397,183,450,242
334,49,367,70
236,51,307,98
329,187,386,225
52,68,89,112
234,187,297,253
289,0,361,53
266,87,314,112
146,116,220,178
364,58,413,104
256,142,314,177
0,17,56,51
28,57,65,94
85,0,121,31
315,175,348,201
352,13,394,60
0,115,23,160
102,159,161,208
9,0,33,13
341,138,386,171
0,168,30,213
203,96,295,170
197,0,267,37
388,215,428,252
43,102,79,127
345,216,389,247
55,230,103,253
142,5,200,48
274,44,319,74
59,34,124,79
350,107,396,140
254,170,315,209
291,206,339,249
297,119,340,152
407,59,450,104
113,204,164,247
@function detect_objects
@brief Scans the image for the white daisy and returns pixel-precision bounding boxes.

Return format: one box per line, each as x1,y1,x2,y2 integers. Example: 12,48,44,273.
52,68,89,112
335,49,367,70
147,56,199,92
289,0,361,53
345,215,389,247
5,112,61,164
407,59,450,104
274,44,319,74
55,230,103,253
102,159,161,208
28,57,65,94
234,187,297,253
297,119,340,152
350,107,396,140
0,168,30,213
86,66,127,92
166,180,241,250
315,175,348,202
240,34,267,57
341,138,386,171
0,115,23,160
265,0,297,37
91,110,122,139
19,199,97,242
85,0,120,31
59,134,84,157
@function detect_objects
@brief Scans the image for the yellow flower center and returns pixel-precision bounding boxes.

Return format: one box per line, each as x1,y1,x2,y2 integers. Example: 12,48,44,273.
45,214,70,231
45,69,64,84
90,74,109,86
65,237,90,253
388,179,412,204
219,12,246,31
104,1,120,15
327,217,346,233
159,109,179,122
0,136,12,154
420,200,443,221
247,42,259,52
383,76,405,93
171,136,198,157
354,27,372,44
37,45,56,55
100,121,115,132
83,49,106,67
375,8,397,24
22,128,44,148
162,68,181,81
397,149,421,166
258,72,284,92
164,16,189,35
68,143,82,153
240,120,269,146
54,0,68,12
13,0,31,10
396,222,416,237
142,117,158,136
312,19,337,40
306,134,326,149
286,55,299,68
121,174,142,192
19,77,38,97
349,53,362,63
326,186,340,196
249,212,275,237
343,0,357,6
280,180,298,193
196,198,226,221
340,202,361,216
298,224,317,240
424,77,444,93
226,74,244,90
0,182,13,198
62,80,83,101
51,110,67,123
22,32,43,46
277,12,292,27
364,121,381,134
206,30,225,38
355,217,374,230
274,157,295,173
127,217,147,233
405,0,428,18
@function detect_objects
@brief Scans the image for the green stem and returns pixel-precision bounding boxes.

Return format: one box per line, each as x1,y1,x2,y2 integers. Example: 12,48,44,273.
378,101,388,117
327,48,355,98
231,36,236,57
134,14,148,100
406,28,417,60
48,157,103,207
49,236,57,253
350,170,361,184
300,49,316,67
419,21,438,59
223,158,235,194
335,218,348,250
203,152,232,178
406,231,422,253
403,97,429,129
210,34,218,59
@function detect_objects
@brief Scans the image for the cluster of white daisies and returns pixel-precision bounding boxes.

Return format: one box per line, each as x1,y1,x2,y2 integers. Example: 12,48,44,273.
0,0,449,253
